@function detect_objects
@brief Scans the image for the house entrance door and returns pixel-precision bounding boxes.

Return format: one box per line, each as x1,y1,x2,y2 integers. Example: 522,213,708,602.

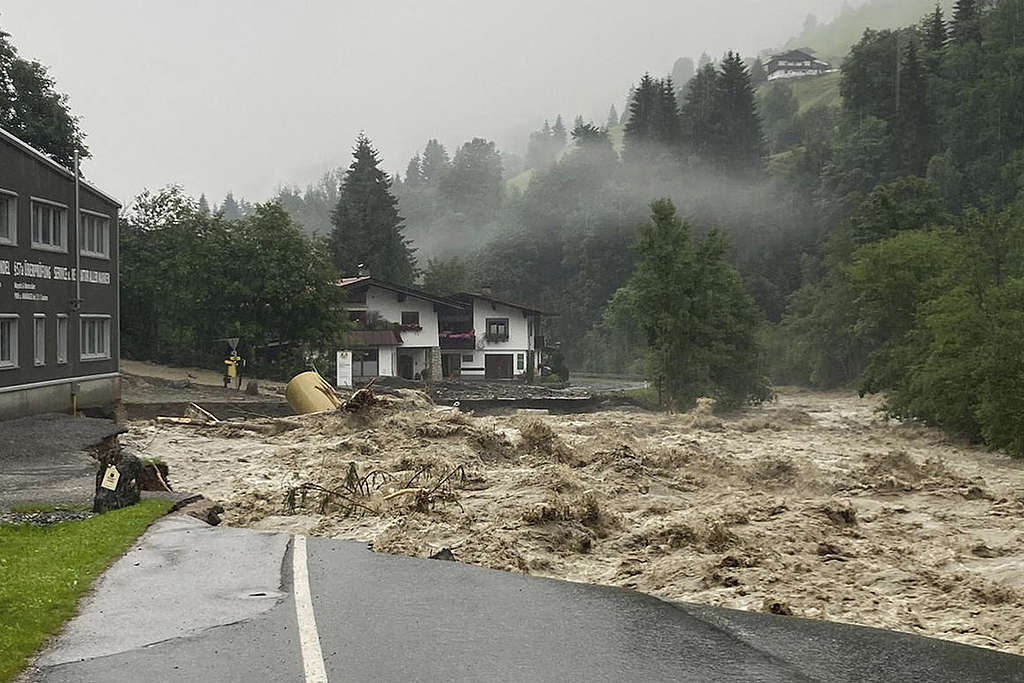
398,353,414,380
441,354,461,378
485,354,514,379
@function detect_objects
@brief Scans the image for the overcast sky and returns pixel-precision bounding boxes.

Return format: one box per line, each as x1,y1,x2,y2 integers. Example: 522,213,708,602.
2,0,854,206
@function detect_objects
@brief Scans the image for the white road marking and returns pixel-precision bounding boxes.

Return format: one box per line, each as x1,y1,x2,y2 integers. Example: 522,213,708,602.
293,534,329,683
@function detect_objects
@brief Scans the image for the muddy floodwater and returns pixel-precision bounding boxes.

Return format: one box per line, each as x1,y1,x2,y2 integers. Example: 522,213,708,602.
124,388,1024,656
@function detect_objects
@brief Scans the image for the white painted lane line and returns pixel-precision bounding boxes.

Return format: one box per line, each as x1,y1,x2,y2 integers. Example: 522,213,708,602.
293,534,329,683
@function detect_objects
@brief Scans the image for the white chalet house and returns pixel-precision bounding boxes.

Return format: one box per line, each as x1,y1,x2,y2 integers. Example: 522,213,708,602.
766,50,832,81
337,276,460,385
336,276,551,386
437,290,550,380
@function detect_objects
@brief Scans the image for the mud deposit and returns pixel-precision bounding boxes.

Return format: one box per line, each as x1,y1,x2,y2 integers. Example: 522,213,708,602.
123,388,1024,655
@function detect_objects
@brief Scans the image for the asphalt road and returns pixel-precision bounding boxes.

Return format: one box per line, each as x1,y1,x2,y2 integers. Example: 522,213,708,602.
27,518,1024,682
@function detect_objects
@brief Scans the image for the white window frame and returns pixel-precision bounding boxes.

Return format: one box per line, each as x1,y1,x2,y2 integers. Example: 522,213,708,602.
0,189,16,246
0,315,18,369
30,197,69,253
80,314,112,361
56,314,68,365
80,209,111,259
33,314,46,367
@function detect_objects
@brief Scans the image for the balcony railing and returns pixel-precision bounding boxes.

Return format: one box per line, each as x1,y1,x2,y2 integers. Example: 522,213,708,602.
440,331,475,350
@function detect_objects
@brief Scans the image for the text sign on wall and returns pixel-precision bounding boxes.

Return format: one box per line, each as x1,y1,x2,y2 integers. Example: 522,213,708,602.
0,258,111,286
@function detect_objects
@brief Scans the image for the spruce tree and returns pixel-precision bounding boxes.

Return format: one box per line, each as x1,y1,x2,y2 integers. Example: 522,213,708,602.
895,38,934,175
420,139,450,185
552,115,568,146
711,52,766,173
680,63,720,157
951,0,981,46
606,105,619,129
405,153,424,187
922,4,948,52
220,192,242,220
623,73,680,159
573,114,585,130
329,134,417,284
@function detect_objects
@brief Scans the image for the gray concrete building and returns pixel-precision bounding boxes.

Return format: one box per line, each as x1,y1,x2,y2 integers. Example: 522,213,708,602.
0,127,121,419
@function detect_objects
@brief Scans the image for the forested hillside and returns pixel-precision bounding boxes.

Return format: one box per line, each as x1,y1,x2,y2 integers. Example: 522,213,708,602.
377,0,1024,454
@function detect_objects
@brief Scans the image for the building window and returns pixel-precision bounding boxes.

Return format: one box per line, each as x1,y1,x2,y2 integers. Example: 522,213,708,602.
31,199,68,252
0,315,17,369
33,314,46,366
352,348,379,377
0,190,16,246
56,314,68,364
462,353,474,363
486,318,509,342
517,353,525,371
80,315,111,361
401,311,420,328
80,211,110,258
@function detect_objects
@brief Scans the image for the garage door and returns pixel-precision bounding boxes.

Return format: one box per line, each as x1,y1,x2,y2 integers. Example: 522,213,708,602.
485,354,514,380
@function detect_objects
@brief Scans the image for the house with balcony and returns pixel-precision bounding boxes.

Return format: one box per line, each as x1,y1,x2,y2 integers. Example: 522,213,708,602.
336,275,552,386
336,274,463,385
438,289,550,381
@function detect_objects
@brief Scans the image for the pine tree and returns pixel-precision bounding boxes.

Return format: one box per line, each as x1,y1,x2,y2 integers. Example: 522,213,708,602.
655,77,682,147
220,192,241,220
329,134,417,284
198,194,210,216
680,63,720,157
624,73,680,159
894,37,934,175
711,52,767,173
573,114,585,130
420,139,450,185
922,3,948,52
405,153,424,187
606,105,619,129
698,52,713,70
951,0,981,46
552,115,568,146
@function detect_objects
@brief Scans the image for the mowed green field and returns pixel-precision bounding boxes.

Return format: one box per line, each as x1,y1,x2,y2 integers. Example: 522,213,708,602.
759,71,842,113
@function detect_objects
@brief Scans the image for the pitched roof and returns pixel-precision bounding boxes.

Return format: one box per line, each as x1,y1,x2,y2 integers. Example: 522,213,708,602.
0,127,121,208
336,277,465,310
342,329,402,347
451,292,556,316
769,50,817,62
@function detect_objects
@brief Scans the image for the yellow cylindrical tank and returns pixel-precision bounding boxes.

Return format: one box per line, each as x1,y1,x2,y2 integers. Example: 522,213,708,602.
285,371,339,414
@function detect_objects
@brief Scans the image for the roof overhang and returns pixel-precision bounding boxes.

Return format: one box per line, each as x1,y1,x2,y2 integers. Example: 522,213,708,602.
0,127,122,208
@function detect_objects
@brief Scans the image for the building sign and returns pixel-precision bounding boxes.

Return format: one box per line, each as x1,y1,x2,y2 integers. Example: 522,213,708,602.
0,257,111,287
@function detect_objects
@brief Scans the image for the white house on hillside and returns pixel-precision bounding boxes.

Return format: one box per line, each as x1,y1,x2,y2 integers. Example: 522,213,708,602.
766,50,832,81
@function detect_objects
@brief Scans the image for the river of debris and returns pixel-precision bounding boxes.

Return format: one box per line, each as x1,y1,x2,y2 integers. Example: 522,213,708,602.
122,387,1024,656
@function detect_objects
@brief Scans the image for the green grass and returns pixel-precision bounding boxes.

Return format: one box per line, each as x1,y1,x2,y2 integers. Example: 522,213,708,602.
0,500,172,682
759,71,842,114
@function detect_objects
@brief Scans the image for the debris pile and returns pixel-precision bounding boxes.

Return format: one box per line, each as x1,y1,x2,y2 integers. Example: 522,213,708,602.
124,388,1024,656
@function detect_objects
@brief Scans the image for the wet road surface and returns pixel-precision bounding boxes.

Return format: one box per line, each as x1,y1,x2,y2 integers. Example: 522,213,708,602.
28,518,1024,682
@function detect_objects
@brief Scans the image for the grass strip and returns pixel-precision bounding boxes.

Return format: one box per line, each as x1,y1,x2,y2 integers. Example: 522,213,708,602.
0,499,172,682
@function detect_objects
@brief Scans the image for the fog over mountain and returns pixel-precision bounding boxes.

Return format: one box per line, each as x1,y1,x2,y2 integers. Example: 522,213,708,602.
1,0,860,203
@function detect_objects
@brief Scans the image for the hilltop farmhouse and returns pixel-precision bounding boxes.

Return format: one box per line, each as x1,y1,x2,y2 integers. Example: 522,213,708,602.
766,50,832,80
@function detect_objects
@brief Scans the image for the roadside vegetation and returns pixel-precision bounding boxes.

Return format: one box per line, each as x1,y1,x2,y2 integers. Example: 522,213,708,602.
0,500,172,682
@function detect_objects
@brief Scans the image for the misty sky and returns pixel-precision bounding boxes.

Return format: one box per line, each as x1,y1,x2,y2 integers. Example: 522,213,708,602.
3,1,855,206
